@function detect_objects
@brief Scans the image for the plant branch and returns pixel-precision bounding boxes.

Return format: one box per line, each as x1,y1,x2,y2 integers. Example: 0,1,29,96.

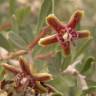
0,26,50,61
0,50,27,61
27,26,50,51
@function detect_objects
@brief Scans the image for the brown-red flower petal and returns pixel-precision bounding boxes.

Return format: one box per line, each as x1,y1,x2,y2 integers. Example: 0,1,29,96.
67,10,84,29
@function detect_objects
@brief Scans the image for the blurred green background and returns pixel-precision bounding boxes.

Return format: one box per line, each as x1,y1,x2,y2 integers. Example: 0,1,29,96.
0,0,96,96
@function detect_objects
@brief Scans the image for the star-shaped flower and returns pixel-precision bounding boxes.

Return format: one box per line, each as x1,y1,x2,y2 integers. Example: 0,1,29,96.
38,10,91,55
1,57,55,95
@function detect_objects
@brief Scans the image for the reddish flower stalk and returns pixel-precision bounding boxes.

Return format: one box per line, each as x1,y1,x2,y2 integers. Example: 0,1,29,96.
35,51,55,60
0,21,12,32
39,10,91,55
27,26,50,51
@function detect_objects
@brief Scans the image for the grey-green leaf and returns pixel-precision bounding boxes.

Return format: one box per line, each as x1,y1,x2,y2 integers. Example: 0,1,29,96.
15,7,31,26
35,0,52,33
73,38,92,60
8,31,27,49
50,93,63,96
48,51,62,75
9,0,16,15
81,56,94,74
81,86,96,96
0,34,11,51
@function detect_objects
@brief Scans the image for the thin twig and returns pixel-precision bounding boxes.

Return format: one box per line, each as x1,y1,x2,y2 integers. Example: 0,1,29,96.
27,26,50,51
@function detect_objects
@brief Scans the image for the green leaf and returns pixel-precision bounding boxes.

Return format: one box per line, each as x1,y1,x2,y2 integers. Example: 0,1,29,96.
17,29,34,44
51,93,63,96
47,51,62,75
8,31,27,49
61,54,72,70
49,75,75,95
0,67,4,80
9,0,16,15
0,34,11,51
35,0,52,33
81,86,96,96
73,38,92,60
0,0,5,3
81,56,94,74
15,7,31,26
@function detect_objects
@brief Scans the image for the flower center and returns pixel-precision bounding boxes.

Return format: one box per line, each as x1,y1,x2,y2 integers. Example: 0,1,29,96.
21,77,28,84
62,27,79,46
63,27,72,41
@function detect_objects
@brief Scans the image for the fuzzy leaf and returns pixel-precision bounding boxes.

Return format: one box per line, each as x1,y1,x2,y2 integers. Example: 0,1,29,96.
9,0,16,15
35,0,52,33
0,34,12,51
47,51,62,75
17,29,34,44
81,86,96,96
81,56,94,73
8,31,27,49
73,38,92,60
15,7,31,26
0,66,4,80
51,93,63,96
